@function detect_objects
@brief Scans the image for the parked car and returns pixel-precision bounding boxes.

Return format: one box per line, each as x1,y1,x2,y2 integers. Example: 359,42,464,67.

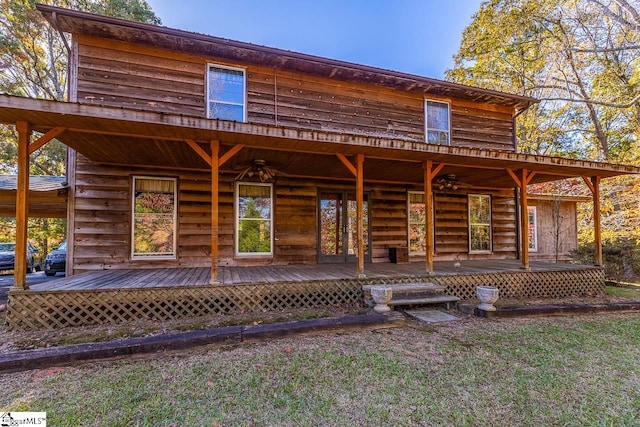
0,241,42,273
44,240,67,276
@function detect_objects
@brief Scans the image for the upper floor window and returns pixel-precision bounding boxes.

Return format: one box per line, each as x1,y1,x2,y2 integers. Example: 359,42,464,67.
132,176,177,259
425,100,450,145
207,64,246,122
468,194,492,253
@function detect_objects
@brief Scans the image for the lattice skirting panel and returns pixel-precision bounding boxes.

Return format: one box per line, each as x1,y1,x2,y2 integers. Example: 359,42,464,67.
6,280,364,331
433,267,606,301
6,267,605,330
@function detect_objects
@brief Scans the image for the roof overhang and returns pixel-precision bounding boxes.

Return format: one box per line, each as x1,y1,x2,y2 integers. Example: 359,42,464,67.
0,175,68,218
36,3,537,110
1,95,638,189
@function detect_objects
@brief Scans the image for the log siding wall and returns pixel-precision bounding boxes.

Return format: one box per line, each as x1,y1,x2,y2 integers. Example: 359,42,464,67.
75,35,515,150
71,155,517,273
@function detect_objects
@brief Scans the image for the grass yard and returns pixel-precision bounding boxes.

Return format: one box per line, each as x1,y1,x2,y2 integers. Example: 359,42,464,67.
2,312,640,426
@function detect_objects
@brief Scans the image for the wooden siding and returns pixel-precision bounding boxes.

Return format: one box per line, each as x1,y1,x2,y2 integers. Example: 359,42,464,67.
71,155,518,273
75,35,515,151
529,199,579,261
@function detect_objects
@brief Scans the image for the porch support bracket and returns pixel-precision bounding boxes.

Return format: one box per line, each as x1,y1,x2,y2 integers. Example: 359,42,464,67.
336,153,357,177
28,127,66,155
218,144,244,167
185,139,212,167
582,176,602,266
15,121,31,289
507,168,536,270
423,160,445,274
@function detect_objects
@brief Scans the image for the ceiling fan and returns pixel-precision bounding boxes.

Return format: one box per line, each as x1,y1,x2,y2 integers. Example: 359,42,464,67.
235,159,278,182
435,173,472,191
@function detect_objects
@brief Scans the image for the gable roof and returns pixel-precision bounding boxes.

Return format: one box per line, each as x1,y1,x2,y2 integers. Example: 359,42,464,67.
36,3,537,110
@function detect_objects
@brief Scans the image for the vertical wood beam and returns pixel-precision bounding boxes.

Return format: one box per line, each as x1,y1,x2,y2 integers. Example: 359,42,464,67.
591,176,602,266
519,169,530,270
356,154,365,278
210,140,220,284
424,161,435,274
15,122,31,289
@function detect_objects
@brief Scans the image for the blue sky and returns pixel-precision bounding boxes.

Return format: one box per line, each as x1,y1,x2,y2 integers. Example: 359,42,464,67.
146,0,483,79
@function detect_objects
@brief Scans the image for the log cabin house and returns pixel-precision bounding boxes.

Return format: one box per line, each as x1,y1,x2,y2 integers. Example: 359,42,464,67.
1,4,639,329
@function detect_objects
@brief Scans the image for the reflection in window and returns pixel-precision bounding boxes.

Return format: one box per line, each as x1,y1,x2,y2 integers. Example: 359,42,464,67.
528,206,538,252
132,177,176,258
236,183,272,255
425,100,450,145
207,65,245,121
408,192,427,254
469,194,492,253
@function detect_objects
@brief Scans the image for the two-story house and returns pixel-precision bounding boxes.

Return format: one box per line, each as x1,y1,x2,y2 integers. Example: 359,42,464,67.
1,4,638,329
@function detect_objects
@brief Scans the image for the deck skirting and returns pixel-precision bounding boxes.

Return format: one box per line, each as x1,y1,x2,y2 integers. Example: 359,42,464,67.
6,266,605,330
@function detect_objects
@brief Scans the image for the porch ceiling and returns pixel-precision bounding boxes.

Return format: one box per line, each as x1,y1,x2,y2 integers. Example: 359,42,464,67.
1,95,638,188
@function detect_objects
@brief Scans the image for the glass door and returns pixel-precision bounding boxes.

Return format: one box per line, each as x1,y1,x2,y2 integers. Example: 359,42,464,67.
318,190,369,263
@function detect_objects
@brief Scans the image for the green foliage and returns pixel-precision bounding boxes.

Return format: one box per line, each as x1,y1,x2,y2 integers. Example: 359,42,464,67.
0,0,160,172
0,0,160,248
447,0,640,162
449,0,640,253
238,199,271,253
0,216,65,255
573,239,640,281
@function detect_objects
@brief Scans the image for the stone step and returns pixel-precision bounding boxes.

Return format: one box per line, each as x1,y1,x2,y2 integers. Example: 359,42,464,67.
363,282,445,298
367,283,460,312
389,294,460,309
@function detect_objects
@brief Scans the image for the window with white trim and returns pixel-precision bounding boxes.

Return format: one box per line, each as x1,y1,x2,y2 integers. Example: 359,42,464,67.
132,176,177,259
207,64,246,122
527,206,538,252
236,182,273,256
425,100,450,145
468,194,492,253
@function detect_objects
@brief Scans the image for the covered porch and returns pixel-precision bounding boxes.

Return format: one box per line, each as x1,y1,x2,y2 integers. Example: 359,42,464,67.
7,261,604,330
2,95,639,287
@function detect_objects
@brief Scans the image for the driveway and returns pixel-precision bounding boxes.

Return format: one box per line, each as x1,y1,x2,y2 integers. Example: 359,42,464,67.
0,271,65,303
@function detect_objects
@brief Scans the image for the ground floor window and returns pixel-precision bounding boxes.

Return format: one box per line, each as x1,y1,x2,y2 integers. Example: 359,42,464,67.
408,191,430,254
236,182,273,256
528,206,538,252
131,176,177,259
468,194,492,253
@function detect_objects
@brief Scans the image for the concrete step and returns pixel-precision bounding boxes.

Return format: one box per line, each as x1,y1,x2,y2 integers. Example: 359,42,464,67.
390,294,460,310
366,282,460,311
363,282,445,298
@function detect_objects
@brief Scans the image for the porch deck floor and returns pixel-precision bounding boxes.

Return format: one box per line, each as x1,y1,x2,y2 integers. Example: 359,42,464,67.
26,260,599,292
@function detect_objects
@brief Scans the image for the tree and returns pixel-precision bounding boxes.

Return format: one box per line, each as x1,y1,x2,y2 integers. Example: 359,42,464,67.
0,0,160,174
447,0,640,162
0,0,160,253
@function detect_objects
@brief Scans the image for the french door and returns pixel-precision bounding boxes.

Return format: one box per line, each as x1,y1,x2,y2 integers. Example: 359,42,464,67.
318,190,370,263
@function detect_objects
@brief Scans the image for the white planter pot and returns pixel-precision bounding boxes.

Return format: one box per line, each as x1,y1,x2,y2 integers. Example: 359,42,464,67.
370,286,393,313
476,286,499,311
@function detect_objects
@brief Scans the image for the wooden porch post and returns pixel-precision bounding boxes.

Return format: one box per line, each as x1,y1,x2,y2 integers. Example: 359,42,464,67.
519,170,530,270
507,168,535,270
424,161,435,274
210,140,220,284
592,176,602,266
356,153,365,278
583,176,602,266
15,121,31,289
423,161,445,274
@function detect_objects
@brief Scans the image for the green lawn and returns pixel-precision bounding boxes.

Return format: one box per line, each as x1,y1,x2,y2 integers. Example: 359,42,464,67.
2,313,640,426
